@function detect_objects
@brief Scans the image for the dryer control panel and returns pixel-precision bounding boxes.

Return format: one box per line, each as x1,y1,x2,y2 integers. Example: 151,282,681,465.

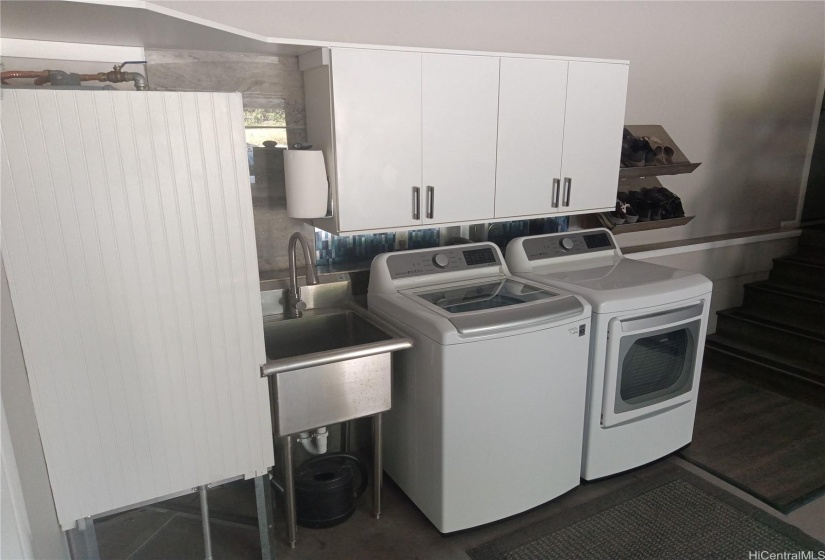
522,230,617,261
387,245,501,279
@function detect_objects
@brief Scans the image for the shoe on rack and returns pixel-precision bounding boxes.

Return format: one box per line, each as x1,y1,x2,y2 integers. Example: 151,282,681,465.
660,187,685,219
615,199,639,224
621,128,648,167
627,190,651,221
607,200,626,225
606,213,625,226
643,135,675,165
641,186,671,220
623,204,639,223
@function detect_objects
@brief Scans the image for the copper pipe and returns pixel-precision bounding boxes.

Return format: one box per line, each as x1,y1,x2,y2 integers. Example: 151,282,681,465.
1,66,147,90
1,70,50,85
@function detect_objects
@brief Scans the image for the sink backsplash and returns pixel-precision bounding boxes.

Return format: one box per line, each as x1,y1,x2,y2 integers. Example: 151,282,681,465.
313,216,569,270
315,228,440,267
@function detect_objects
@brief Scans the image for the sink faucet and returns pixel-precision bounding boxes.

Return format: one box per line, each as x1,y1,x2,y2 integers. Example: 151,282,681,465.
286,232,319,318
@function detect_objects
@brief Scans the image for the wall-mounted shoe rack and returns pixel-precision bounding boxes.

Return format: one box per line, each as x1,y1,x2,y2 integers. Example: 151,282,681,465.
597,124,701,234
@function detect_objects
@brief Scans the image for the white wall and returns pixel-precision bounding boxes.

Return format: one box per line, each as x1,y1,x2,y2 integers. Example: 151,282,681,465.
1,264,70,560
155,0,825,246
2,403,34,560
627,234,800,333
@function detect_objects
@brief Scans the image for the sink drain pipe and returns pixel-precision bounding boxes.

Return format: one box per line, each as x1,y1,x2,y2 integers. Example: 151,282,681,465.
297,427,328,455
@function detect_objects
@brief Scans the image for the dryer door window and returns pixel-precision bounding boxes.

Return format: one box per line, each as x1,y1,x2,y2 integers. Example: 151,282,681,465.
601,301,706,428
616,327,695,411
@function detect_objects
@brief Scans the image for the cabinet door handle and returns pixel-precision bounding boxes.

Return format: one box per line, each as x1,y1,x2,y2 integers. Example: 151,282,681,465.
563,177,572,207
412,186,420,220
426,186,435,219
552,178,560,208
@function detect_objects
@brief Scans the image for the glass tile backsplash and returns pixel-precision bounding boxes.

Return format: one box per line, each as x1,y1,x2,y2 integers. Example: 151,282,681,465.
315,228,440,266
314,217,567,267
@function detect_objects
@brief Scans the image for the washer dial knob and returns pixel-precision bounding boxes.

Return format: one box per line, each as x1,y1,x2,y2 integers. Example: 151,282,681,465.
560,238,575,251
432,253,449,269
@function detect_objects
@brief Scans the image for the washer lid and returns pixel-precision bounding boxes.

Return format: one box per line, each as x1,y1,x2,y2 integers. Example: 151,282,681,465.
402,277,584,336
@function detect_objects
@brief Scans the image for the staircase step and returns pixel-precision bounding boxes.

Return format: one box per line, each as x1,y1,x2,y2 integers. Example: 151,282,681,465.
704,336,825,409
714,309,825,367
799,226,825,250
741,282,825,336
768,257,825,292
788,251,825,266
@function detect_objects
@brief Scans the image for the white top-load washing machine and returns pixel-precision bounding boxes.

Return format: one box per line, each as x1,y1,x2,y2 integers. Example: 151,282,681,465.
368,242,591,532
506,229,713,480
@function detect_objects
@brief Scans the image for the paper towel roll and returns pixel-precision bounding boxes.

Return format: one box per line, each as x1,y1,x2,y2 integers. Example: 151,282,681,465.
284,150,328,218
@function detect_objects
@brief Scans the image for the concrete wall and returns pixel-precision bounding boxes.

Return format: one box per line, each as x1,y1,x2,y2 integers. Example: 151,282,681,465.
155,0,825,246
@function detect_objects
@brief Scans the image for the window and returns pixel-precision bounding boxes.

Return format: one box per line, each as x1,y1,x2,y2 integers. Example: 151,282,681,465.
243,93,288,147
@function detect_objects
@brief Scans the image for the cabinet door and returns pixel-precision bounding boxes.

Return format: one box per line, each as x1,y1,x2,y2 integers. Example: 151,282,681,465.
559,62,629,213
422,53,499,224
495,57,568,218
331,48,423,231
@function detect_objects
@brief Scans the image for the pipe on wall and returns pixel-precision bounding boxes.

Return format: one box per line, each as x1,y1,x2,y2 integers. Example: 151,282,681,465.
1,62,147,90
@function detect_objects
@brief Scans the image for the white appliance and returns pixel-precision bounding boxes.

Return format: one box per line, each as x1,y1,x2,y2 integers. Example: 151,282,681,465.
368,243,591,532
506,229,712,480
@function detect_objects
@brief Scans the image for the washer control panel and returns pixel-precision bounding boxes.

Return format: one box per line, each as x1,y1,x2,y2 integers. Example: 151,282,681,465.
523,231,616,261
387,245,500,279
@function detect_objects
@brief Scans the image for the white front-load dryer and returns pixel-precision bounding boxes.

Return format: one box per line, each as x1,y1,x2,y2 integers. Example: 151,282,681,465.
506,229,713,480
368,242,591,532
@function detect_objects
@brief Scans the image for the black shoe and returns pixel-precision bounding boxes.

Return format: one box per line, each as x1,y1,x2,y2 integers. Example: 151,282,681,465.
621,128,656,167
627,190,651,221
621,128,646,167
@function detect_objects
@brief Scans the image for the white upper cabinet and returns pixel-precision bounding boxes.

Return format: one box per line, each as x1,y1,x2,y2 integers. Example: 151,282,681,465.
495,58,628,218
421,54,499,225
495,57,568,218
559,62,629,213
302,47,628,234
327,48,500,232
331,48,422,232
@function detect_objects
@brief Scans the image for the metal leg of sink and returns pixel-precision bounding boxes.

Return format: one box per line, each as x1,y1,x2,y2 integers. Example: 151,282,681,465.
281,435,298,549
67,516,100,560
255,472,277,560
340,421,350,452
199,485,213,560
372,413,383,519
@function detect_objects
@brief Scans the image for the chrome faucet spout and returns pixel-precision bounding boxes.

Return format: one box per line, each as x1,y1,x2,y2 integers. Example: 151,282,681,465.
286,232,319,318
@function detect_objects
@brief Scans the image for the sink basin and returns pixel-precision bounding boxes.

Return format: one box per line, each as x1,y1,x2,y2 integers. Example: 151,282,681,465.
260,304,413,436
264,309,394,362
261,305,412,375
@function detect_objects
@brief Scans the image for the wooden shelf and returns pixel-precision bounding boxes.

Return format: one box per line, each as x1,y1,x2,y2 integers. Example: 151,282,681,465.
619,125,701,180
596,213,694,234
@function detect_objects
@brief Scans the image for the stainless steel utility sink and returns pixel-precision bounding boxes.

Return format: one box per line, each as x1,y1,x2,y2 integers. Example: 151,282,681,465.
260,304,412,437
264,308,399,365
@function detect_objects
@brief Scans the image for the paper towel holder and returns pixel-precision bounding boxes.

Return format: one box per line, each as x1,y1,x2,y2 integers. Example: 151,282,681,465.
284,149,329,219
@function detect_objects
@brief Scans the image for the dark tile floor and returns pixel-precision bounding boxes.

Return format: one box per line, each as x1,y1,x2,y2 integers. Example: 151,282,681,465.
94,370,825,560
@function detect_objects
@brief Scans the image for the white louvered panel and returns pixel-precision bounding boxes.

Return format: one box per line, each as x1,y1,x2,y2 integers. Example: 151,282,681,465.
0,89,272,529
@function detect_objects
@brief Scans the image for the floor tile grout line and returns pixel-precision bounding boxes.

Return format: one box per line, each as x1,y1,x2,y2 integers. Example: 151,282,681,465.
124,513,179,560
143,506,258,532
669,457,789,519
154,507,262,530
